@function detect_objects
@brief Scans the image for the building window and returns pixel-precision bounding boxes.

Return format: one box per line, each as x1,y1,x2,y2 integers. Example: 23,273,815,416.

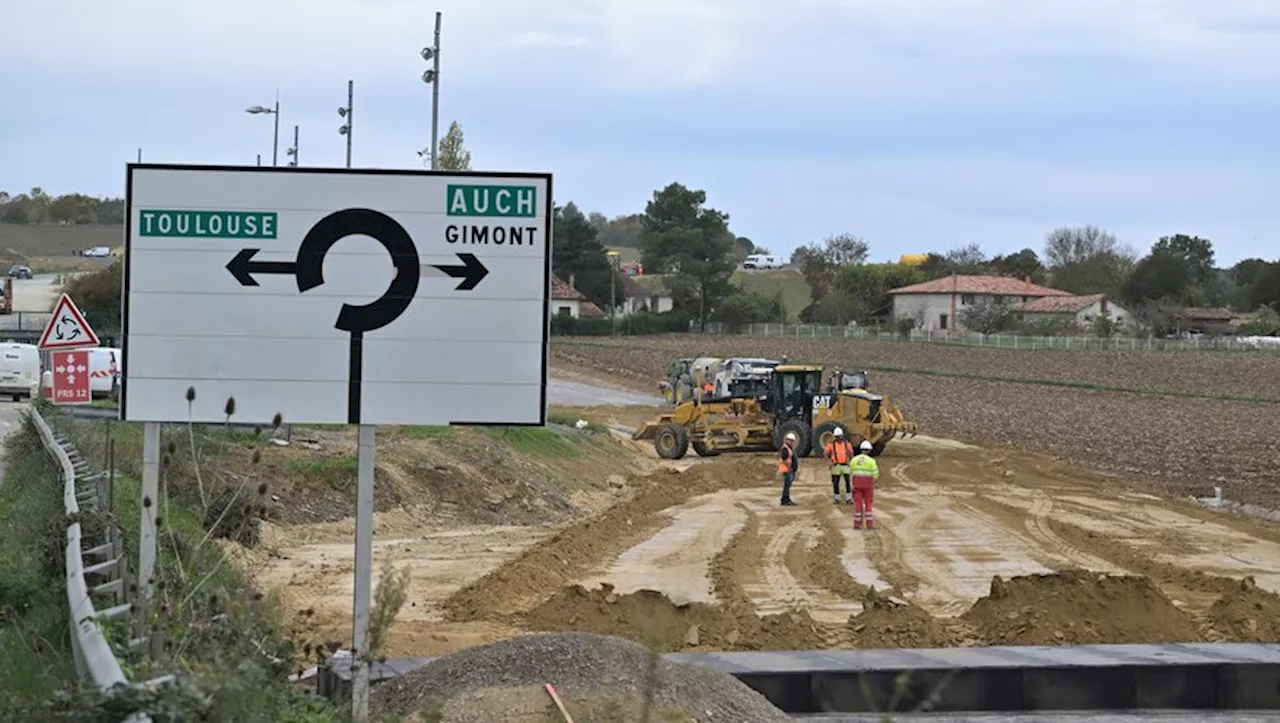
556,306,572,318
939,313,949,330
961,294,975,305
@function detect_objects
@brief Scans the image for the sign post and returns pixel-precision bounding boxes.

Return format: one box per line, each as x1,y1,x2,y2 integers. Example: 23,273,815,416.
121,163,552,722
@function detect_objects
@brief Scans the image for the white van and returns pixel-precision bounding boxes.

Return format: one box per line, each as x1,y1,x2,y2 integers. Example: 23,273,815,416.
0,343,41,401
743,254,785,270
87,347,122,399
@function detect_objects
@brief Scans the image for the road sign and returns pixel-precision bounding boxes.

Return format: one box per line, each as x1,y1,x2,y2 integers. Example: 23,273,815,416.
121,164,552,426
51,349,91,405
39,294,101,350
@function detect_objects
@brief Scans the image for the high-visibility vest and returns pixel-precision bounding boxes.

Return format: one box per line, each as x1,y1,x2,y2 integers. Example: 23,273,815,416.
777,445,795,474
825,440,853,465
851,454,879,479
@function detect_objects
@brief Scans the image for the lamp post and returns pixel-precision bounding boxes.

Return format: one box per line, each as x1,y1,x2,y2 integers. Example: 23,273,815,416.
337,80,353,169
607,249,620,335
286,125,299,167
419,12,442,169
245,96,280,166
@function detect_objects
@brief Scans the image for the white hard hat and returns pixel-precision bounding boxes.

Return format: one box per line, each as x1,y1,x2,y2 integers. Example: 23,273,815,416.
833,427,844,437
785,432,798,441
859,440,873,452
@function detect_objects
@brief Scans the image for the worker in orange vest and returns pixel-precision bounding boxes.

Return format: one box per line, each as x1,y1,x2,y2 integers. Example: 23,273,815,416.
777,431,799,506
824,427,855,505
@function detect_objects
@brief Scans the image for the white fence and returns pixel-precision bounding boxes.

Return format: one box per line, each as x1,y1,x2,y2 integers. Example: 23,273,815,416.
700,323,1280,352
30,407,162,720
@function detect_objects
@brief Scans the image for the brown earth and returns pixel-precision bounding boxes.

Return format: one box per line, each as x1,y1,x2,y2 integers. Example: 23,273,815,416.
550,337,1280,506
224,372,1280,662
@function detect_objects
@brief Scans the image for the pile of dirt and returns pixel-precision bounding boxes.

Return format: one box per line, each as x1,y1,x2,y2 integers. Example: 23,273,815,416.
441,458,771,620
848,587,957,648
523,583,825,653
1204,576,1280,642
959,569,1203,645
371,632,791,722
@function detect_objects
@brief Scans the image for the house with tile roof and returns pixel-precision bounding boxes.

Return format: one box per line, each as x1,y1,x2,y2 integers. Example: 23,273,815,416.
550,274,604,319
889,275,1071,332
620,276,674,316
1017,293,1132,331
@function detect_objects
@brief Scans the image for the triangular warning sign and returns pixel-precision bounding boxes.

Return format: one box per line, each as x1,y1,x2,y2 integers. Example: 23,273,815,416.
38,294,101,350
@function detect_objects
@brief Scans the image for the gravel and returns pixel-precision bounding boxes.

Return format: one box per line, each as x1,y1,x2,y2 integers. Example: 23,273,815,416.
370,632,791,721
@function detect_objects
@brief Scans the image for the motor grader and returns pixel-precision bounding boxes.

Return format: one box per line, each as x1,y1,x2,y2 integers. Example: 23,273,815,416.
633,363,917,460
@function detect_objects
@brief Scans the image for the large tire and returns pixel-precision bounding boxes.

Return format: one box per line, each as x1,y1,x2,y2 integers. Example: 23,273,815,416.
775,419,813,457
814,422,843,455
654,422,689,460
692,439,720,457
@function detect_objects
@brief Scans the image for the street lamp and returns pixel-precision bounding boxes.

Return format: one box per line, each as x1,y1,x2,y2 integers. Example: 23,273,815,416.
419,12,442,169
245,97,280,166
337,80,353,169
286,125,299,167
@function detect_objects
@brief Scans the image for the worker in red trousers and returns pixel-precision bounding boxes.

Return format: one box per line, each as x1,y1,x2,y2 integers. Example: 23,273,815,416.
850,440,879,528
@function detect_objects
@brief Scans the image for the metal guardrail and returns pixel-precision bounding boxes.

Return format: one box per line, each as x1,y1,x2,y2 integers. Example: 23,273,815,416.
29,406,158,721
702,322,1280,352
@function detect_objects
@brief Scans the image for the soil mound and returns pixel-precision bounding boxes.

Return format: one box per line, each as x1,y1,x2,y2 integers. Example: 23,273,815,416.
1204,576,1280,642
848,587,957,648
523,583,825,652
960,569,1203,645
371,632,790,722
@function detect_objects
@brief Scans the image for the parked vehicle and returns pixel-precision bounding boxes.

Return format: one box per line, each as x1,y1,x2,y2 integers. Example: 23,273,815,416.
742,254,786,270
0,342,41,401
86,347,123,399
82,246,111,258
7,264,32,279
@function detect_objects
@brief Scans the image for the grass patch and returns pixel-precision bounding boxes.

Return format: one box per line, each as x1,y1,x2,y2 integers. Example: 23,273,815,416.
547,408,606,434
0,418,78,718
734,268,811,322
47,416,362,722
395,425,454,440
285,456,359,491
479,426,583,458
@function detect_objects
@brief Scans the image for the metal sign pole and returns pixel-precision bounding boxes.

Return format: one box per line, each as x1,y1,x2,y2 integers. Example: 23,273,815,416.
138,422,160,625
351,424,376,721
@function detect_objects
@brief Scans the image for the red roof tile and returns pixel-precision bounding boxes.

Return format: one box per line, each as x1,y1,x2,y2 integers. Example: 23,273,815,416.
1018,294,1106,314
1177,307,1235,321
579,301,604,317
550,275,586,301
889,275,1071,296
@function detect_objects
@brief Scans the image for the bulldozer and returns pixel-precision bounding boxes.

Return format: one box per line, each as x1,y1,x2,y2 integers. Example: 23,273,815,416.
633,363,917,460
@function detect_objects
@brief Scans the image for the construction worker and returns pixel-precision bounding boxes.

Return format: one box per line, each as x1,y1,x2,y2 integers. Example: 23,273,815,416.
824,427,855,505
851,440,879,528
777,432,799,506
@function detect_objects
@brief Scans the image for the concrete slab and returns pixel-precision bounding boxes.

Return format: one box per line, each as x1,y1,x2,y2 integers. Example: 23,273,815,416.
319,643,1280,714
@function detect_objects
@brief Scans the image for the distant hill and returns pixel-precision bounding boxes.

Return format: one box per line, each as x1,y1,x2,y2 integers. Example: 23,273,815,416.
628,266,812,322
0,223,121,263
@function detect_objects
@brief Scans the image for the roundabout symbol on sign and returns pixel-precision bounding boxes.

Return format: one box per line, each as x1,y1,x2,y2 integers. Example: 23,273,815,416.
224,207,489,423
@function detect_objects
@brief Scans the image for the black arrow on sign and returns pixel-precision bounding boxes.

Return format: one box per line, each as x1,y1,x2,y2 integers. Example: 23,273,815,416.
225,248,296,286
225,208,423,424
431,253,488,291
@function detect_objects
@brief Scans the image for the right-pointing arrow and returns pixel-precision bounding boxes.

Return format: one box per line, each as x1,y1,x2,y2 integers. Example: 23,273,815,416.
430,253,489,291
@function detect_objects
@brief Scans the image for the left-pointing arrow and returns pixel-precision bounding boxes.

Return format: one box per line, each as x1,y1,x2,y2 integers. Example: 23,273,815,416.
226,248,299,286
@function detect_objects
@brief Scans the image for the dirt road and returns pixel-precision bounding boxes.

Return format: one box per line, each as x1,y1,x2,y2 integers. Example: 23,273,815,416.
249,376,1280,659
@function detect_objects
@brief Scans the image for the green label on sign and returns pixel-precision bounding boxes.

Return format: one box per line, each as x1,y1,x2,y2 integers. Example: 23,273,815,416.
138,209,278,238
446,185,536,217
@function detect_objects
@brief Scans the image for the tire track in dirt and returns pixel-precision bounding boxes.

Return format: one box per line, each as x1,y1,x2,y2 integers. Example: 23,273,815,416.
440,458,767,621
961,493,1127,574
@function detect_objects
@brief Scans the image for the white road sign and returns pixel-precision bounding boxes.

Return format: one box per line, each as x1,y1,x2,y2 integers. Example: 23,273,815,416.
121,164,552,426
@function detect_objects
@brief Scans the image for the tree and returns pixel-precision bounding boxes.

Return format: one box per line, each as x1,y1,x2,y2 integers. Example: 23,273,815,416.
588,212,644,248
1042,225,1135,296
436,121,472,171
820,233,869,266
790,233,870,303
959,297,1016,334
802,263,924,325
989,248,1045,283
552,202,624,308
638,183,736,330
731,237,756,259
1123,250,1195,306
711,290,785,330
943,243,987,270
1151,234,1215,285
63,261,123,331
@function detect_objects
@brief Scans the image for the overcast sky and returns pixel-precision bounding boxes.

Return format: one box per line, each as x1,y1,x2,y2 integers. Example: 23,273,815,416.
2,0,1278,265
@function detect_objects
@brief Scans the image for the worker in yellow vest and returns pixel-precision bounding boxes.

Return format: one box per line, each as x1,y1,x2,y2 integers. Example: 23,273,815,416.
824,427,855,505
851,440,879,529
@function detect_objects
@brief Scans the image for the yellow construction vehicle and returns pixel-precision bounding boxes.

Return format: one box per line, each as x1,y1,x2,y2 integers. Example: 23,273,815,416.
633,364,917,460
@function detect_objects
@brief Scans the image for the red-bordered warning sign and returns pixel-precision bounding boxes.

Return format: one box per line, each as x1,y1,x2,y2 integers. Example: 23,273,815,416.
38,294,100,350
